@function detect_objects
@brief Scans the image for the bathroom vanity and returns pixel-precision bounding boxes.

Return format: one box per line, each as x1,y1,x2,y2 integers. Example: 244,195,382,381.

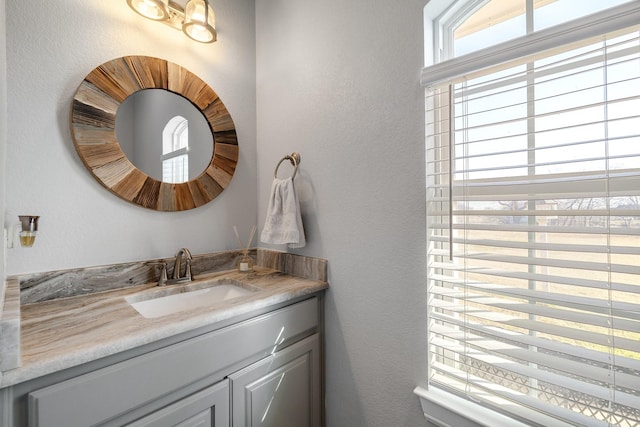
0,250,328,427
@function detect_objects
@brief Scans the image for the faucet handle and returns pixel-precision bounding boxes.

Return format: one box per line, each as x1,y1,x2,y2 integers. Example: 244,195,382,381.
185,258,193,281
158,262,168,286
149,261,168,286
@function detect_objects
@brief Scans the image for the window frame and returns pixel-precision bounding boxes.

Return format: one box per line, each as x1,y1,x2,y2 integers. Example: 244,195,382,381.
162,115,190,184
416,2,640,426
422,1,640,88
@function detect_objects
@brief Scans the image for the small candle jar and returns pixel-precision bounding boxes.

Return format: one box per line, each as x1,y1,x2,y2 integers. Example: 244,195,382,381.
20,230,37,247
238,255,254,273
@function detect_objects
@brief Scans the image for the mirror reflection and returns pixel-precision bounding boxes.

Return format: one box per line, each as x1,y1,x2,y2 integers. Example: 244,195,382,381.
116,89,213,183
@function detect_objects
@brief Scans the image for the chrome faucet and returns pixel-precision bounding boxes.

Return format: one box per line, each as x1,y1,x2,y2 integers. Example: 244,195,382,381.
169,247,193,284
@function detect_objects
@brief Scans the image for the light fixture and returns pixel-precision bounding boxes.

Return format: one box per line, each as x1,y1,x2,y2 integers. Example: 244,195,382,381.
126,0,216,44
183,0,216,43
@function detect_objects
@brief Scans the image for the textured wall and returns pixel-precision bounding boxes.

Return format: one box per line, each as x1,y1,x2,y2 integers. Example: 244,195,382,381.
4,0,430,424
0,0,6,282
4,0,257,274
256,0,428,425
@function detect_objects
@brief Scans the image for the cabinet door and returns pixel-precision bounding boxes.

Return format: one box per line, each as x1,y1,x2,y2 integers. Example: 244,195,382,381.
230,334,320,427
126,379,229,427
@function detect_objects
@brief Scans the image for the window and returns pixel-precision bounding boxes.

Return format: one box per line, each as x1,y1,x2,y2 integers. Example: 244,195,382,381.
432,0,633,61
420,2,640,426
162,115,189,184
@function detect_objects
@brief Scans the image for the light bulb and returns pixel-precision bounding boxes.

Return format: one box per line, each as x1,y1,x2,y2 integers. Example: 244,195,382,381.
127,0,171,21
183,0,216,43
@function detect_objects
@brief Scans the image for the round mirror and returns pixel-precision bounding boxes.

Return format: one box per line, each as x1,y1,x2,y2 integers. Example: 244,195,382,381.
70,56,238,211
116,89,213,183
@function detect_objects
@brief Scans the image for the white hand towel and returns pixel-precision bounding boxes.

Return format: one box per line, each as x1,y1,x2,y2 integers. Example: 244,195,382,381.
260,177,306,248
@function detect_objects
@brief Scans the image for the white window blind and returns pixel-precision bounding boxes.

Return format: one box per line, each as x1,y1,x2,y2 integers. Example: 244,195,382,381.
426,25,640,427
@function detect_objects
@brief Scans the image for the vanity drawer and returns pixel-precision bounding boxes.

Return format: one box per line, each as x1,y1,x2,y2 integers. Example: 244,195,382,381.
27,297,318,427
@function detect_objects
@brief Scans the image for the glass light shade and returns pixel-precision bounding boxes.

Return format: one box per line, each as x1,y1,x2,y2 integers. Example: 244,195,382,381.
127,0,171,21
183,0,217,43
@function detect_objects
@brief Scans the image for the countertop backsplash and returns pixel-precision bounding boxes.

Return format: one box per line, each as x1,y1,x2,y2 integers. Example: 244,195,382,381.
16,249,327,305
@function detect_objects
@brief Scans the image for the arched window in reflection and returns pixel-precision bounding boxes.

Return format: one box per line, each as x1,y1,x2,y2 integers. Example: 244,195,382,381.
162,116,189,183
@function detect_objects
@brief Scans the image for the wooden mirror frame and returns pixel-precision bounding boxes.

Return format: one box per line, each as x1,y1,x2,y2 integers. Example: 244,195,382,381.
70,56,238,211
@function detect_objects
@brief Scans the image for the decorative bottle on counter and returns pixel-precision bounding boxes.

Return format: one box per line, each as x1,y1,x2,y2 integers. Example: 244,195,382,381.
238,255,254,273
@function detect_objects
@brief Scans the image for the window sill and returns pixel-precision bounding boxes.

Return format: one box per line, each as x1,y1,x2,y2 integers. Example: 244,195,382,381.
413,386,565,427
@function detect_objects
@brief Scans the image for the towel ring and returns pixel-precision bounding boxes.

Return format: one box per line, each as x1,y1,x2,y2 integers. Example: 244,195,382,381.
274,152,301,179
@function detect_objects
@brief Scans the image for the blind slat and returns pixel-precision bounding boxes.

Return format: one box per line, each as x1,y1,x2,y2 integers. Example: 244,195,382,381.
428,235,640,255
430,222,640,236
430,334,640,392
429,314,640,373
449,252,638,275
429,271,640,309
431,299,639,336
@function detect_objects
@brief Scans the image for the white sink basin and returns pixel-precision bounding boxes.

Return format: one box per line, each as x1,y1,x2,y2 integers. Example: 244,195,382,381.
126,278,257,319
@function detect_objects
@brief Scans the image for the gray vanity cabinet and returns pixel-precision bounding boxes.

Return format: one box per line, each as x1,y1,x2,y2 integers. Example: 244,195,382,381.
230,333,321,427
2,296,322,427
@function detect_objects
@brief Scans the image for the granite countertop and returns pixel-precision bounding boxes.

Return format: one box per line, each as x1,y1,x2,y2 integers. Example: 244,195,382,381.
0,250,328,388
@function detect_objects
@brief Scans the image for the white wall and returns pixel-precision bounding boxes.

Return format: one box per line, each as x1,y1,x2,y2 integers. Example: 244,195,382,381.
4,0,257,274
4,0,430,424
256,0,428,425
0,0,5,281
